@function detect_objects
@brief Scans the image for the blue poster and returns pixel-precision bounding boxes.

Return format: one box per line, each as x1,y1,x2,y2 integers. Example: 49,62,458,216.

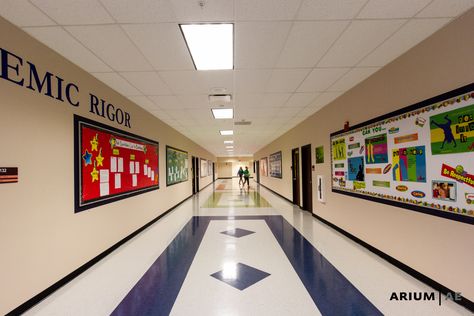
348,157,365,181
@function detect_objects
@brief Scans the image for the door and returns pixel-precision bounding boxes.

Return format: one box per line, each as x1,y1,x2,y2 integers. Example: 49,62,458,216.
256,160,260,184
212,162,215,182
192,156,200,194
291,148,300,205
301,144,313,212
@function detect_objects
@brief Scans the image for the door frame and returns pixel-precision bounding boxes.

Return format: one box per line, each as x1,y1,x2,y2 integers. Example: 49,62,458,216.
291,147,300,206
301,144,313,212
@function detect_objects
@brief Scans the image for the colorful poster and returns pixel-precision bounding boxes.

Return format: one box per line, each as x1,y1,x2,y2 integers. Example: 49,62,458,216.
392,146,426,182
430,104,474,155
348,157,364,181
269,151,282,178
330,84,474,224
315,146,324,164
75,115,159,212
365,134,388,164
332,138,346,160
260,157,268,177
200,158,208,178
166,146,188,186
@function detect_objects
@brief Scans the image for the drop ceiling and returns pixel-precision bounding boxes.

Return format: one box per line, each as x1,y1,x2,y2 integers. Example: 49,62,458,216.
1,0,473,156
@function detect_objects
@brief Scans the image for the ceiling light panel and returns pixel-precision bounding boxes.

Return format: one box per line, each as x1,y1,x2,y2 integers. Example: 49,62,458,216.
212,108,234,119
220,130,234,135
224,140,234,144
180,23,234,70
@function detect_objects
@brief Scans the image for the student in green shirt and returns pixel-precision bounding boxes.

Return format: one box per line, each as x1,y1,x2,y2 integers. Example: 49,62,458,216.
243,166,250,190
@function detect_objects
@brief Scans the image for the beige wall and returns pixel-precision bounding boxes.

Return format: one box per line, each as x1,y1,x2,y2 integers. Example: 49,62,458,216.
217,156,253,178
255,10,474,301
0,17,215,314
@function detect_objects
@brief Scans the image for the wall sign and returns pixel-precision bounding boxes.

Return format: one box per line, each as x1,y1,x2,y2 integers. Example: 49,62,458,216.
269,151,282,178
260,157,268,177
330,83,474,224
166,146,188,186
74,115,159,212
200,158,208,178
0,167,18,183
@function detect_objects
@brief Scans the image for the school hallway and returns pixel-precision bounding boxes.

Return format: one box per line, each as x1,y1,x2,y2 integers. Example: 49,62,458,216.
21,178,470,316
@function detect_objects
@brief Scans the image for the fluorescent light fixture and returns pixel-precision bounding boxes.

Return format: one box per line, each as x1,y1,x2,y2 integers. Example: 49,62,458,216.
224,140,233,144
180,23,233,70
220,130,233,136
226,149,234,152
209,94,232,104
226,146,234,149
212,108,233,119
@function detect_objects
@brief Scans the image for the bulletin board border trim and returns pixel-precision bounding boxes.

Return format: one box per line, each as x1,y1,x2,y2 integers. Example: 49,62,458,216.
330,83,474,225
74,115,159,213
165,145,189,187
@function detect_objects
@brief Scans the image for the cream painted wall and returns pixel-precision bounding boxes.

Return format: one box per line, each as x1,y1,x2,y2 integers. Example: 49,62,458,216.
216,157,253,178
255,9,474,302
0,17,215,314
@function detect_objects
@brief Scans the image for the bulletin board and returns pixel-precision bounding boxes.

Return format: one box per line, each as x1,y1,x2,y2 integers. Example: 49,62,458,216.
166,146,188,186
330,84,474,224
260,157,268,177
74,115,159,212
208,161,213,176
269,151,282,178
200,158,208,178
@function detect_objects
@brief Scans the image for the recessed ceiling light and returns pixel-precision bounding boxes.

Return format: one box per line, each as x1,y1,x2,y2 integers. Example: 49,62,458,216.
180,23,233,70
226,149,234,152
226,146,234,149
209,94,232,104
224,140,234,144
220,130,233,136
212,108,233,119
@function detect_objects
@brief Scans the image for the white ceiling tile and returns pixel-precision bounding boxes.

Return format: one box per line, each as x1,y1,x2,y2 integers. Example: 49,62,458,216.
296,0,367,20
127,95,158,111
276,21,349,68
100,0,176,23
235,22,292,69
359,18,451,67
171,0,234,21
31,0,114,25
177,95,209,108
163,109,193,120
318,20,406,67
0,0,55,26
234,70,272,93
122,24,194,71
148,95,181,109
92,72,142,96
417,0,474,17
328,67,379,92
120,72,171,95
260,94,292,107
311,91,343,110
273,107,302,118
159,70,233,95
297,68,349,92
285,93,319,108
66,25,152,71
23,26,111,72
357,0,431,19
265,69,310,93
235,0,302,21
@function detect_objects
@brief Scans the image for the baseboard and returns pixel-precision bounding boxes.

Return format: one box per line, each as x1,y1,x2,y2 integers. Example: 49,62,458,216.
258,183,294,205
311,213,474,312
7,194,193,316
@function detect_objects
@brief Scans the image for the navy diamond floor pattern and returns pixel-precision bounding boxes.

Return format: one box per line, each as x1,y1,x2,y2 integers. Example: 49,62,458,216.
210,262,270,290
220,228,255,238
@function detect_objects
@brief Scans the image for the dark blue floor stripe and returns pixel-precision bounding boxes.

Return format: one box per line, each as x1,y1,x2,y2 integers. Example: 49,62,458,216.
111,217,211,316
112,215,381,316
265,216,382,316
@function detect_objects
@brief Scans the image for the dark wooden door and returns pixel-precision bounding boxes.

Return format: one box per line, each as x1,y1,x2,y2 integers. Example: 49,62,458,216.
291,148,300,205
192,156,197,194
301,144,313,212
212,163,215,182
256,160,260,184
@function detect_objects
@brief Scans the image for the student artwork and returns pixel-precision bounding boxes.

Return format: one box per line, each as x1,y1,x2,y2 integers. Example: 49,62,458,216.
269,151,282,178
260,157,268,177
166,146,188,186
315,146,324,164
330,84,474,224
75,115,159,212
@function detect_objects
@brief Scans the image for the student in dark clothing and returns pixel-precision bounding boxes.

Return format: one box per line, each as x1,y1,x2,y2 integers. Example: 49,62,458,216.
237,167,244,186
243,166,250,190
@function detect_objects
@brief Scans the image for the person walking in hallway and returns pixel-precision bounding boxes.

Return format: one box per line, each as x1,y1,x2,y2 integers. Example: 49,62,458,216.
243,166,251,190
237,166,244,187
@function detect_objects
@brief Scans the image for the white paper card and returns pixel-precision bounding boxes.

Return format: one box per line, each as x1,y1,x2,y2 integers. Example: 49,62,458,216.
132,174,137,187
100,183,109,196
115,173,121,189
148,167,151,178
129,161,135,174
144,164,148,176
100,169,109,183
110,157,117,172
117,157,124,172
151,171,155,181
135,161,139,174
